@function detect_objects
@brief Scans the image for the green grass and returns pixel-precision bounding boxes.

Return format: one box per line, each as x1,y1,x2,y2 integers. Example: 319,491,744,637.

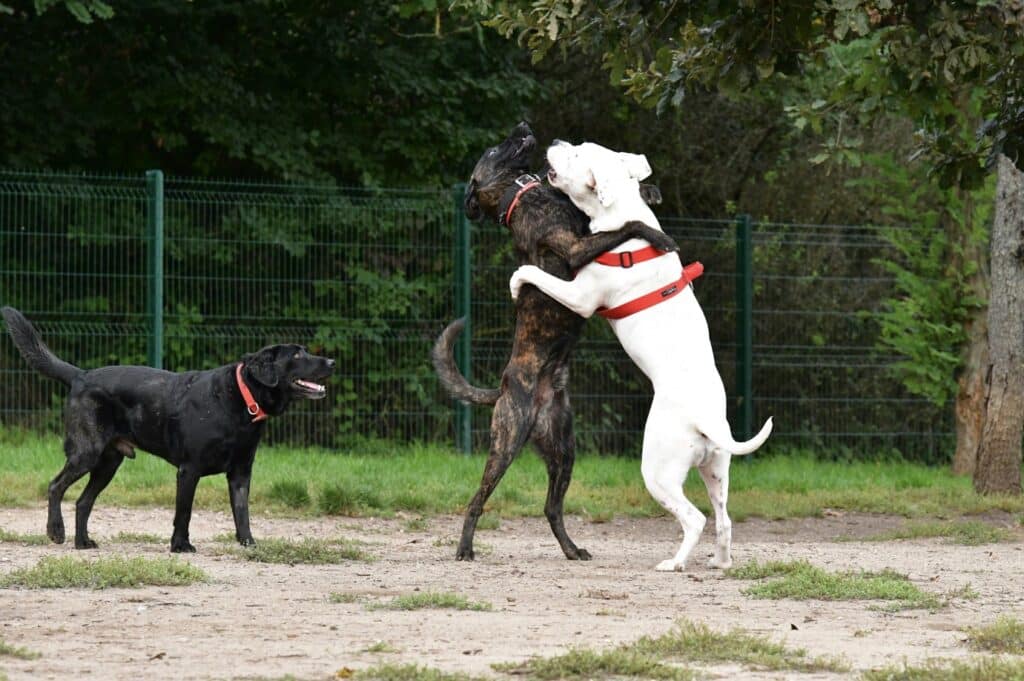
363,641,400,654
0,638,41,660
964,616,1024,654
726,559,944,610
861,658,1024,680
329,592,361,604
0,526,48,545
221,537,370,564
356,664,484,681
368,591,492,612
0,555,207,589
495,618,845,679
1,430,1023,521
109,531,165,544
857,520,1013,545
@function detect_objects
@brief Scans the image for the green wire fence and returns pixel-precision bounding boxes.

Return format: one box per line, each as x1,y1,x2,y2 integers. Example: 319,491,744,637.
0,170,953,461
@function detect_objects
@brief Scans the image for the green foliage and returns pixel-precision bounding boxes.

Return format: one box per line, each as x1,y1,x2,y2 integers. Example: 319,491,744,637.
0,638,41,660
850,153,991,406
226,537,370,564
368,591,492,612
964,616,1024,655
862,658,1024,681
1,555,207,589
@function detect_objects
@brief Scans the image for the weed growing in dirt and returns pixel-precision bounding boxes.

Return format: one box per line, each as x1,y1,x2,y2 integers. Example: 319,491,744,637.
495,647,694,680
0,527,48,545
356,664,484,681
403,517,428,532
856,520,1012,545
861,657,1024,680
475,515,501,530
329,592,361,604
0,555,206,589
267,480,311,509
363,641,400,654
369,591,492,612
226,537,369,564
964,616,1024,654
109,532,164,544
0,638,40,660
726,559,942,610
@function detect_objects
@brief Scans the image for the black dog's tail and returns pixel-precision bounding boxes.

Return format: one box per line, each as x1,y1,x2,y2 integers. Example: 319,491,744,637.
2,306,81,386
431,318,499,406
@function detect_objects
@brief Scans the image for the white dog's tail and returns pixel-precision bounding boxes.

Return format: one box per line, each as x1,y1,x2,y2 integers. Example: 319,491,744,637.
697,416,773,456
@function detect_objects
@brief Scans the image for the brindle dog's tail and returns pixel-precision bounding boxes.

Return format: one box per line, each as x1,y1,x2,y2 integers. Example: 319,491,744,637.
431,317,499,406
2,306,82,386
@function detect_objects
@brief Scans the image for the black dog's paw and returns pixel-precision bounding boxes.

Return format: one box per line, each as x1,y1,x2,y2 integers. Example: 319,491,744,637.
47,521,65,544
237,536,256,547
575,548,592,561
455,547,475,561
651,232,680,253
170,539,196,553
75,538,98,550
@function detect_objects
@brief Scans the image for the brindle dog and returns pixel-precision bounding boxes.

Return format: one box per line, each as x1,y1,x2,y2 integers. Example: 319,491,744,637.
432,122,677,561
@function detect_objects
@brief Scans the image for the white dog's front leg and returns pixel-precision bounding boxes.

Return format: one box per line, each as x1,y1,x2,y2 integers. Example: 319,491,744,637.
509,266,601,318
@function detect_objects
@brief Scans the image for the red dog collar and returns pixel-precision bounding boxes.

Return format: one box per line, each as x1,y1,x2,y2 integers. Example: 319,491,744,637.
597,261,704,320
593,245,668,268
502,174,542,226
235,363,268,423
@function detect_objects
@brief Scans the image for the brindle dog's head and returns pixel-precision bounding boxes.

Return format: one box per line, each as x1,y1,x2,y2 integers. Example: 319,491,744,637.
243,344,335,400
464,121,536,222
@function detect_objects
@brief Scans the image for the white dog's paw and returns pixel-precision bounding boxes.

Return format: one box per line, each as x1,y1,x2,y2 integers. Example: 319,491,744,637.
707,556,732,570
655,559,683,572
509,269,526,300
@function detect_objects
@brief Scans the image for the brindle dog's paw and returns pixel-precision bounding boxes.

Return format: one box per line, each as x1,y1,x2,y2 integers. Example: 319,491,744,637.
237,536,256,547
75,538,98,550
455,547,475,561
567,547,592,561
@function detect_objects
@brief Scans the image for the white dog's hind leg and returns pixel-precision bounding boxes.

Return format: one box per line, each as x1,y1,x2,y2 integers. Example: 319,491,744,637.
699,452,732,569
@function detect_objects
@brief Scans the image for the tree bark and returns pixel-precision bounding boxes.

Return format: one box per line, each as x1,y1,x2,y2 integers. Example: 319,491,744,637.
973,155,1024,495
952,188,988,476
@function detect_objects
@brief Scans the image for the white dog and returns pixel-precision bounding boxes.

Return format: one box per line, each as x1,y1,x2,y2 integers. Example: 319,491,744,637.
509,140,773,572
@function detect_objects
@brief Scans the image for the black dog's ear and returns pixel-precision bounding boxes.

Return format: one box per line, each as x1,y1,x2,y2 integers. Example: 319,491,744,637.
244,348,280,387
639,183,663,206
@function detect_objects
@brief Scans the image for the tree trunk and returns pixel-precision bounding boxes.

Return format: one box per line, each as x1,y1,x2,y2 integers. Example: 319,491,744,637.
973,155,1024,495
951,188,989,476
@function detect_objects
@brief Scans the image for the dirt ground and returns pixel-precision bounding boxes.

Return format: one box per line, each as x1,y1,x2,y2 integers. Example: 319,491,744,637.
1,505,1022,680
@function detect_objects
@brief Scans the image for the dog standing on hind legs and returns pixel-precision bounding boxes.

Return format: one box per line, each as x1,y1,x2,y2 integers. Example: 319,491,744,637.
509,140,773,571
2,305,334,552
432,122,679,561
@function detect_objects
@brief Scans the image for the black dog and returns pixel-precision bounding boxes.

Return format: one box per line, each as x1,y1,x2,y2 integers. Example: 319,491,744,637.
2,306,334,553
432,122,677,561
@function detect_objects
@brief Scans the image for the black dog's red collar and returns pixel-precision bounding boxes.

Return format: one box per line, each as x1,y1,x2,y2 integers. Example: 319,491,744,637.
500,174,542,226
235,363,268,423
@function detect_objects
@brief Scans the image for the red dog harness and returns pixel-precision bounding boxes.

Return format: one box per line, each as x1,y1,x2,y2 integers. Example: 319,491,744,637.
235,363,269,423
592,246,704,320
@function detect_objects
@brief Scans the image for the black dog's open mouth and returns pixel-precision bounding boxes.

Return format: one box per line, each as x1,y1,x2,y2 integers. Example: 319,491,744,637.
513,134,536,161
292,379,327,399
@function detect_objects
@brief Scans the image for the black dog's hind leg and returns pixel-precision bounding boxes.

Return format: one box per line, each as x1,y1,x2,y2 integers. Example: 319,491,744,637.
457,373,537,561
74,448,125,549
171,465,200,553
47,457,90,544
533,383,590,560
227,458,255,547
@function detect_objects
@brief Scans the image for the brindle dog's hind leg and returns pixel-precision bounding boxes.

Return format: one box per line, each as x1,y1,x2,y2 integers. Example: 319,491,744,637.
532,375,590,560
457,370,537,561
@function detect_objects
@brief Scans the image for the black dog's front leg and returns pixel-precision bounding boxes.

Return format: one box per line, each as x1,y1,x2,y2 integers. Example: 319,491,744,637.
226,463,255,547
544,221,679,271
171,465,200,553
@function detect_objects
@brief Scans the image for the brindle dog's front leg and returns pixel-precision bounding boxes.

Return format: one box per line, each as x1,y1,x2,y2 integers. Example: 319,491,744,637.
544,221,678,270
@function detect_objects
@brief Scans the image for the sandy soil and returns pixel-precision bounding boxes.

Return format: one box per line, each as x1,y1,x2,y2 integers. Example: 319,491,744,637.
0,505,1022,680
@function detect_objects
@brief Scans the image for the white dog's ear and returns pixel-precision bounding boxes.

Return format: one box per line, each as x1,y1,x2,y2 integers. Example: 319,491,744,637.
620,152,651,181
589,166,619,207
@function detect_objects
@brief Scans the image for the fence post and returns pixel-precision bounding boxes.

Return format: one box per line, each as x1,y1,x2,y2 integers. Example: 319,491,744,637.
735,214,753,440
452,183,472,454
146,170,164,370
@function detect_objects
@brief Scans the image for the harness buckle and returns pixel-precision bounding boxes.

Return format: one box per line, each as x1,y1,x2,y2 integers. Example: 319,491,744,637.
247,404,260,416
619,251,634,268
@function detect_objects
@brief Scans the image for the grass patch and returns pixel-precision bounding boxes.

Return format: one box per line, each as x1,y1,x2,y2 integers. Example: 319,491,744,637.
363,641,400,654
0,527,48,545
2,430,1023,520
0,639,41,660
727,559,942,610
495,618,843,679
862,657,1024,680
1,555,206,589
368,591,492,612
858,520,1013,545
109,531,164,544
329,592,361,604
964,616,1024,654
224,537,370,564
357,664,483,681
403,517,428,532
475,515,501,530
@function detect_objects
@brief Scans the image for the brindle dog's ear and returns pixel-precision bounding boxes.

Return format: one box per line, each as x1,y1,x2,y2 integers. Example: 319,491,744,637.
639,183,662,206
464,182,482,221
244,347,280,387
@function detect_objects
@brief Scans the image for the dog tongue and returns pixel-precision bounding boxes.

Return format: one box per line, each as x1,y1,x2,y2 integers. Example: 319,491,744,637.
296,380,325,392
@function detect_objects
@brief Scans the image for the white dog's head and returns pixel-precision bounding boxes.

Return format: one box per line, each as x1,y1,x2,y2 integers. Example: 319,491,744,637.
546,140,652,219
